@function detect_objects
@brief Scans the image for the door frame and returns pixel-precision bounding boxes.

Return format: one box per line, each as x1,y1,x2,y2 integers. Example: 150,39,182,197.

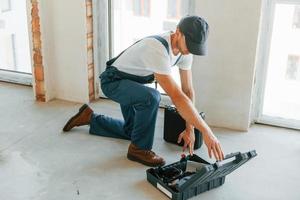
252,0,300,130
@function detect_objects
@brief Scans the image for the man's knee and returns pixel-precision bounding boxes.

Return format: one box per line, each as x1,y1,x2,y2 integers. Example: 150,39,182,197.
148,89,161,105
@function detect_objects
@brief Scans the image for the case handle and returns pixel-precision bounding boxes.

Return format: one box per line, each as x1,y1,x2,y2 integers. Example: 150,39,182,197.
224,150,257,160
224,152,241,159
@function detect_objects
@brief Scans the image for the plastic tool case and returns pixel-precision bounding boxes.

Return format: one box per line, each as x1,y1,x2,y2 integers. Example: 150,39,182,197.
147,150,257,200
164,106,205,150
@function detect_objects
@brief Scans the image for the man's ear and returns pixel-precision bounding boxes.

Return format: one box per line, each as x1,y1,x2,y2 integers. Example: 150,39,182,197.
176,28,182,35
176,28,184,39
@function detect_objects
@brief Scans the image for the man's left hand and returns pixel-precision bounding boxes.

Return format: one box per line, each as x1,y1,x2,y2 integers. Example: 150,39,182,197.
177,128,195,155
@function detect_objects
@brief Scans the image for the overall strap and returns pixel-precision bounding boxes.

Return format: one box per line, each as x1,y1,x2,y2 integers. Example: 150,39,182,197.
106,35,170,66
174,54,182,66
148,35,182,66
149,35,169,55
106,39,142,66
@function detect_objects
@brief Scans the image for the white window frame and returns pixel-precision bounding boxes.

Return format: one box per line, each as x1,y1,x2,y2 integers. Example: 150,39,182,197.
93,0,195,106
252,0,300,130
92,0,110,98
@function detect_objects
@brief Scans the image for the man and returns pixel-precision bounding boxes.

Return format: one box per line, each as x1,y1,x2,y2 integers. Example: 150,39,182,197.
63,15,224,167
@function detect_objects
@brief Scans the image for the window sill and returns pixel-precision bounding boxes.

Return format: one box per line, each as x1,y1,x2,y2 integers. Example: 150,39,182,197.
0,69,32,86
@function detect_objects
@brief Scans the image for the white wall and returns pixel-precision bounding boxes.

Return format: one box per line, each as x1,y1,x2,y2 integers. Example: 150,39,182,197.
39,0,89,103
192,0,262,130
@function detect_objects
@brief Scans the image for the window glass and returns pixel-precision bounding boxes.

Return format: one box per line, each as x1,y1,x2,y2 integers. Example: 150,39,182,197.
262,3,300,121
292,6,300,29
286,55,300,81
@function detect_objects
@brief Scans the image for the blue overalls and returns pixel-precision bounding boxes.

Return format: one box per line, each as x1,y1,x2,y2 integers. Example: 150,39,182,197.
89,35,181,150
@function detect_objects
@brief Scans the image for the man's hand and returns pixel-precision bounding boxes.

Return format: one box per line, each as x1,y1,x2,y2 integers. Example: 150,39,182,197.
177,129,195,155
202,129,224,161
154,72,224,161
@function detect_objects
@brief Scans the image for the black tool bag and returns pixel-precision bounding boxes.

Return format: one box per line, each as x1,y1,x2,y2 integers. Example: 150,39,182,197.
164,106,205,150
147,150,257,200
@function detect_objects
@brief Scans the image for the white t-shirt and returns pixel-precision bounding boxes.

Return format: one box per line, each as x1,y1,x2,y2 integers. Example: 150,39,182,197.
112,32,193,76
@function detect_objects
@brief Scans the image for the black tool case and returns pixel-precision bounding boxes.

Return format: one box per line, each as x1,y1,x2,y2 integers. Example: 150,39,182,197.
164,106,205,150
147,150,257,200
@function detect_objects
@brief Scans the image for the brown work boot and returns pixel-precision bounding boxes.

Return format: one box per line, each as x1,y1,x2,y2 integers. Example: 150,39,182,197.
63,104,93,132
127,143,165,167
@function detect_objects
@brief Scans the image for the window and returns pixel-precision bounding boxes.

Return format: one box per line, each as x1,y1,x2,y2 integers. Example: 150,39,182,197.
292,6,300,29
255,1,300,129
0,0,32,85
286,55,300,81
167,0,189,19
0,0,31,73
132,0,150,17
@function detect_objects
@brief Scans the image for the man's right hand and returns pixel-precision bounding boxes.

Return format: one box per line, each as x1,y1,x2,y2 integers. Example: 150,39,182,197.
202,129,224,161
